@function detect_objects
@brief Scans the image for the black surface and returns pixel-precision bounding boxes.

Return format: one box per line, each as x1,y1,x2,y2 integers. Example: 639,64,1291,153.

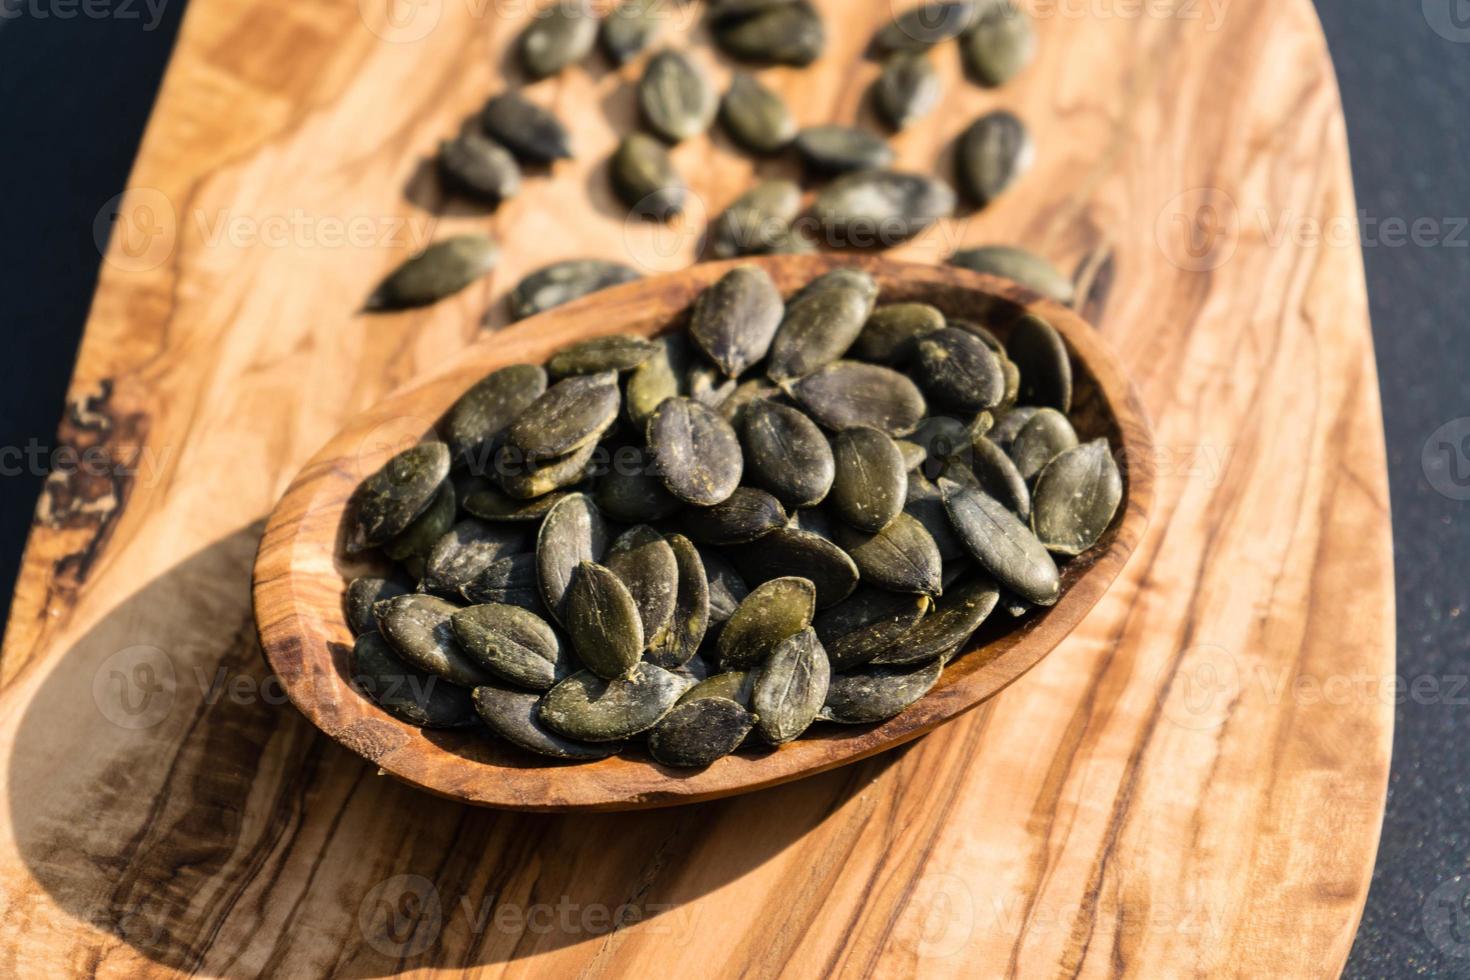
0,1,1465,975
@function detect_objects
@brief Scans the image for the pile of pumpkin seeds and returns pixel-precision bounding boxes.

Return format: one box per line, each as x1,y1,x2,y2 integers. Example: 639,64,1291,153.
345,265,1122,767
366,0,1072,318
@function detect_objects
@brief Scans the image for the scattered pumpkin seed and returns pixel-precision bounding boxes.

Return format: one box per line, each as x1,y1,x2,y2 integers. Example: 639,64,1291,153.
508,260,640,321
874,51,941,129
481,92,573,163
648,696,756,766
364,235,499,310
752,627,829,743
940,477,1059,604
949,245,1074,304
565,561,646,678
720,73,796,154
611,133,687,218
871,1,976,53
818,658,942,724
767,271,877,381
812,170,955,247
961,0,1035,86
1030,439,1122,555
600,0,662,65
712,1,825,65
709,180,803,258
794,125,896,174
472,683,621,758
437,131,521,204
957,109,1032,206
689,265,785,377
518,0,598,79
639,49,717,143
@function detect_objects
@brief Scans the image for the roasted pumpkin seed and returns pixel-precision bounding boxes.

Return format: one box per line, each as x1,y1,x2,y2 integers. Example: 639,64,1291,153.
852,302,945,363
606,526,680,647
364,235,499,310
818,658,942,724
600,0,661,65
812,170,955,247
594,445,682,522
347,442,451,553
538,663,686,741
835,511,943,597
699,545,750,622
508,370,621,459
752,627,829,743
870,575,997,665
913,327,1005,411
791,361,927,436
709,179,802,258
495,439,601,500
1006,314,1073,412
422,518,534,596
648,533,711,668
678,670,754,706
611,132,687,219
536,493,609,622
728,527,859,608
481,92,573,163
383,481,456,562
970,434,1030,519
957,109,1032,206
647,396,743,505
648,697,755,767
949,245,1074,304
437,131,521,204
682,487,788,545
1009,407,1078,482
989,405,1039,451
940,478,1059,604
463,485,571,522
472,683,620,759
720,73,796,154
871,1,976,53
345,576,412,635
461,552,542,610
508,260,640,321
713,1,825,65
767,271,877,381
375,593,494,687
639,49,716,143
518,0,597,79
564,561,646,678
961,0,1035,87
352,631,476,728
874,51,940,130
830,426,908,532
451,603,566,690
740,400,835,508
1031,439,1122,555
548,334,658,378
815,586,930,670
717,575,815,669
443,364,548,469
689,265,785,377
794,125,896,174
625,334,688,427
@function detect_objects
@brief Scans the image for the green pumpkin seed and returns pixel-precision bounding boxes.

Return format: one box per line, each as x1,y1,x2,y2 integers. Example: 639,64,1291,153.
639,49,716,143
728,527,858,608
625,334,688,427
874,51,940,130
364,235,499,310
648,697,755,767
836,511,943,597
713,2,825,66
949,245,1074,304
914,327,1005,411
706,0,802,23
740,400,835,508
375,593,493,687
709,180,802,258
1009,407,1078,482
451,603,566,690
384,481,456,561
818,658,942,724
682,487,788,545
648,533,711,668
594,445,682,522
508,260,640,321
437,131,521,204
463,485,571,522
345,576,411,635
481,92,573,163
812,170,955,247
830,426,908,532
647,397,743,506
536,493,609,623
352,631,476,728
752,627,829,743
1006,314,1073,412
671,652,715,687
998,355,1021,410
970,434,1030,519
715,377,777,426
951,317,1005,351
495,439,601,499
896,439,928,471
871,1,976,52
791,361,927,436
678,670,754,706
422,518,534,596
815,587,930,670
606,526,680,647
347,442,451,553
767,275,877,381
472,683,620,759
689,364,738,409
548,334,658,378
957,110,1032,206
564,561,646,678
689,265,785,377
940,477,1059,604
538,663,686,741
717,575,815,669
600,0,661,65
518,0,597,79
786,503,837,540
443,364,548,470
794,125,895,174
508,370,621,459
698,545,749,622
870,575,997,665
1031,439,1122,556
460,552,542,610
611,133,686,219
720,73,796,155
852,302,945,363
961,0,1035,87
989,405,1039,451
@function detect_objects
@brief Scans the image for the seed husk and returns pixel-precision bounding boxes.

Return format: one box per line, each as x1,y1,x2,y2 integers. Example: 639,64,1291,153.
496,440,601,500
1031,439,1122,556
518,0,597,79
639,49,717,143
914,327,1005,411
606,526,680,647
970,434,1031,519
741,400,835,508
989,405,1039,451
818,658,942,725
364,235,499,310
709,180,803,258
940,478,1059,604
699,545,750,623
463,485,571,522
422,518,534,596
689,265,785,377
481,92,573,163
830,426,908,532
815,587,931,670
625,334,688,427
648,533,711,668
950,245,1074,304
717,575,816,670
443,364,548,469
600,0,661,65
538,663,686,741
720,73,796,154
728,527,858,608
957,110,1032,206
508,260,641,321
460,552,542,610
548,334,658,378
536,493,609,623
852,302,946,363
871,575,997,665
794,125,896,175
508,370,621,459
352,631,476,728
437,131,521,204
1009,407,1079,482
752,627,830,743
345,576,412,635
593,445,683,522
564,561,646,678
682,487,788,545
874,51,941,130
472,683,620,759
713,1,825,66
347,442,451,553
375,593,494,688
384,481,456,562
612,133,687,219
791,361,928,436
1006,314,1073,412
836,512,943,597
679,670,754,706
961,0,1035,87
812,170,956,247
767,275,877,381
648,697,756,767
871,1,976,53
451,603,566,691
647,396,743,506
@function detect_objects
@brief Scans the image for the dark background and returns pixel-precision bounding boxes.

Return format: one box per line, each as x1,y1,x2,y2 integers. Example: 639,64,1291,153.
0,2,1465,974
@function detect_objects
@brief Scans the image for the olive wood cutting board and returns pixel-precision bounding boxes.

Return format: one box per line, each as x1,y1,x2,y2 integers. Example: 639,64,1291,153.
0,0,1392,976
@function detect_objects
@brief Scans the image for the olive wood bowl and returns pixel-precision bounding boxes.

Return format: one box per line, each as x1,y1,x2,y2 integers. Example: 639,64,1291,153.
253,255,1155,811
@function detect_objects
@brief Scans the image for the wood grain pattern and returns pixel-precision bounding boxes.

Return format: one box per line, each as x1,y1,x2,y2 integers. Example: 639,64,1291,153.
253,256,1155,810
0,0,1392,975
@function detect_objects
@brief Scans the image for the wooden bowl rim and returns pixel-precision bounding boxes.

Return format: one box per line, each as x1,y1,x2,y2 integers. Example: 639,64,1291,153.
252,255,1156,811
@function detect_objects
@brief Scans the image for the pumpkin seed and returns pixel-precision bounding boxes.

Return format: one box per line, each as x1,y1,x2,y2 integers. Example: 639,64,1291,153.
713,1,825,66
815,587,930,670
961,0,1035,87
709,180,802,258
606,526,680,647
594,445,683,522
1009,407,1078,482
852,302,945,363
472,683,620,759
940,477,1059,604
835,511,943,597
682,487,788,545
647,396,743,505
612,133,687,219
794,125,895,174
639,49,716,143
538,663,686,741
740,400,835,508
830,426,908,532
461,552,542,610
874,51,940,130
548,334,658,378
679,670,754,706
648,533,711,668
751,627,829,743
717,575,815,670
518,0,597,79
508,260,640,321
909,416,971,474
767,275,877,381
812,170,955,247
347,442,451,553
717,377,778,425
791,361,927,436
443,364,548,470
451,603,566,690
384,481,456,562
689,364,738,409
870,575,997,665
706,0,802,24
672,652,715,686
818,658,942,724
698,545,749,622
957,110,1032,206
345,576,411,635
600,0,661,65
352,631,476,728
914,327,1005,411
998,355,1021,409
564,561,646,678
625,334,687,427
648,697,755,767
508,370,621,459
536,493,609,623
1031,439,1122,555
728,527,858,608
495,439,602,499
786,503,837,540
949,245,1074,304
871,1,976,52
463,485,571,522
970,434,1030,519
437,131,521,204
1006,314,1073,412
422,518,534,596
989,405,1039,451
481,92,573,163
375,593,493,687
364,235,499,310
689,265,785,377
720,73,795,154
896,439,928,471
